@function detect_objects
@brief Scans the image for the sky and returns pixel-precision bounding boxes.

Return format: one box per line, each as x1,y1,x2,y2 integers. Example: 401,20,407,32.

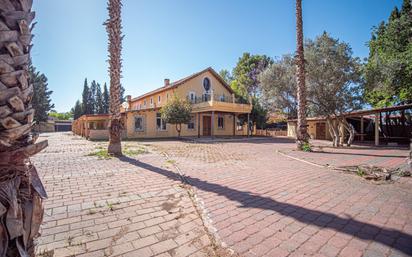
32,0,402,112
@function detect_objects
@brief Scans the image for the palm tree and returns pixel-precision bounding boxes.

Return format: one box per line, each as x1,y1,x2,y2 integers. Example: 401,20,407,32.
295,0,309,150
0,1,48,256
105,0,123,156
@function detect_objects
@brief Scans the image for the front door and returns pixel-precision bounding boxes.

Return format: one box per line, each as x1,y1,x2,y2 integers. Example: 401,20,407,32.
316,122,326,140
203,116,211,136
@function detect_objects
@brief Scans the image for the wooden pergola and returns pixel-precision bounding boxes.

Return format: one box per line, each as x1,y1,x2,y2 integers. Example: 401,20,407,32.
342,104,412,146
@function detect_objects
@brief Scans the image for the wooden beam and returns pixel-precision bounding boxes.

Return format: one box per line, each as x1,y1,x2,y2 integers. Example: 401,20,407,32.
360,116,364,142
247,113,250,137
211,111,215,138
375,113,379,146
197,113,200,138
233,113,236,136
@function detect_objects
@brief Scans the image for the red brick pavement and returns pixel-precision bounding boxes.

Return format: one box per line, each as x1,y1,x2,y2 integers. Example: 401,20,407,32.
33,133,213,257
152,138,412,257
283,139,409,170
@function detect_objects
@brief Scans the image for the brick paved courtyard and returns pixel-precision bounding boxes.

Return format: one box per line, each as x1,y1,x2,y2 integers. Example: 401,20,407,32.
151,138,412,257
33,133,412,257
33,133,213,257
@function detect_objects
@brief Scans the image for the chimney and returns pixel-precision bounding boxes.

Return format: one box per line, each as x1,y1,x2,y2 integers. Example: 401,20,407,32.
164,78,170,87
126,95,132,102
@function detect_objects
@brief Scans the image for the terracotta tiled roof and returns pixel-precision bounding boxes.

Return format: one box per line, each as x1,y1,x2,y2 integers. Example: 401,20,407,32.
130,67,234,103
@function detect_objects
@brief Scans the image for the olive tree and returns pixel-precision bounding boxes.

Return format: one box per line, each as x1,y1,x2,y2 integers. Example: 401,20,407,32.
260,32,363,147
160,96,192,137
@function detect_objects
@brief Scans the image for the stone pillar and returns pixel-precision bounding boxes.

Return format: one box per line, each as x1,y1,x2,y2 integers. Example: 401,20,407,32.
375,113,379,146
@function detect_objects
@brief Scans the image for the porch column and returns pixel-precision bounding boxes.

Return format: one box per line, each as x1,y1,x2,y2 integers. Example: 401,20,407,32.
360,116,364,142
375,113,379,146
211,111,215,138
247,113,250,137
197,113,200,138
233,113,236,136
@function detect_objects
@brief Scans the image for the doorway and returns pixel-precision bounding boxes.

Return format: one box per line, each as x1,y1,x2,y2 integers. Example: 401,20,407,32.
316,122,326,140
203,116,211,136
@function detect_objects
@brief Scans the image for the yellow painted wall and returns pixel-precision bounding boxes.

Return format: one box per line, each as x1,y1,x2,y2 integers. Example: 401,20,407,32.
126,110,244,138
287,120,332,140
175,70,232,100
125,70,250,138
129,70,233,111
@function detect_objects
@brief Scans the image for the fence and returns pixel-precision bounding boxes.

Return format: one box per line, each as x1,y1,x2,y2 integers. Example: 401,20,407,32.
255,129,288,137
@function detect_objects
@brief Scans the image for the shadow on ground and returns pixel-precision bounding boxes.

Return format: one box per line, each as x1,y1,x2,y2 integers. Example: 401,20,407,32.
119,156,412,255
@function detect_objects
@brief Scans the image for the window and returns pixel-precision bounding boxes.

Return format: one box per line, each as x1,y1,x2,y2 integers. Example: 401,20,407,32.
143,100,147,107
188,91,196,103
219,95,225,102
237,118,243,131
166,93,169,100
158,95,161,103
139,103,142,110
156,113,166,131
203,77,211,92
134,116,144,131
187,115,195,130
218,115,224,129
150,97,153,106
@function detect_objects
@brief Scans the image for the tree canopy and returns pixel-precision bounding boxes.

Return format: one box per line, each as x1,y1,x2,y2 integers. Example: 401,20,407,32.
160,96,192,137
364,0,412,107
48,111,72,120
73,79,122,118
260,32,363,146
30,64,54,122
260,32,363,118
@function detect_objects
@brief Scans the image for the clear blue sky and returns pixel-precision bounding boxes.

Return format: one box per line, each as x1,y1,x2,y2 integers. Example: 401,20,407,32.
32,0,402,112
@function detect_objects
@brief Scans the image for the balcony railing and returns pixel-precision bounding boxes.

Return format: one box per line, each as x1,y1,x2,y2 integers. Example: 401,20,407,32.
187,94,250,105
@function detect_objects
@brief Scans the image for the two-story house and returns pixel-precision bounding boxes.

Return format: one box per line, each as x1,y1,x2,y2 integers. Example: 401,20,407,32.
123,67,252,138
73,67,253,139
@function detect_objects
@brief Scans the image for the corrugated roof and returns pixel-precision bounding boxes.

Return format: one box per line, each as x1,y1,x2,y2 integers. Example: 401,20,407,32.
287,103,412,121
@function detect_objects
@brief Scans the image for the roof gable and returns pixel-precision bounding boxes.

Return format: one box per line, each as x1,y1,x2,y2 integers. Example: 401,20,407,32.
130,67,233,102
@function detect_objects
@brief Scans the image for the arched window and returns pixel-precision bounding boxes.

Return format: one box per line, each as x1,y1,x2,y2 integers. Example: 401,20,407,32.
203,77,211,92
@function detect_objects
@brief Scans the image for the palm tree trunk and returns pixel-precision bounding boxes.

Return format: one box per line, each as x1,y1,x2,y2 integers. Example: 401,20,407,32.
105,0,123,156
0,1,48,256
295,0,309,150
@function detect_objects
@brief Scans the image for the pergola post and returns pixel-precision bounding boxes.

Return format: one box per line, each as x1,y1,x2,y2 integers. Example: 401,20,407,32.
360,116,364,142
375,113,379,146
211,111,215,138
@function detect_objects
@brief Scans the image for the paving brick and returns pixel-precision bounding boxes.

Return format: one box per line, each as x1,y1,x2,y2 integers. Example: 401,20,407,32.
33,133,212,257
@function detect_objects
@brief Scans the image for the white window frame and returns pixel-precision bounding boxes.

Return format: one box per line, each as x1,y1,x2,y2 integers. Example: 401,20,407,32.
236,117,243,131
218,115,224,129
134,115,144,132
187,115,195,130
156,113,167,131
188,91,196,103
143,100,147,107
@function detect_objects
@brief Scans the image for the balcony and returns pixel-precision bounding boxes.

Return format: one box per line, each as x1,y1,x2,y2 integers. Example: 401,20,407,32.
189,93,252,114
